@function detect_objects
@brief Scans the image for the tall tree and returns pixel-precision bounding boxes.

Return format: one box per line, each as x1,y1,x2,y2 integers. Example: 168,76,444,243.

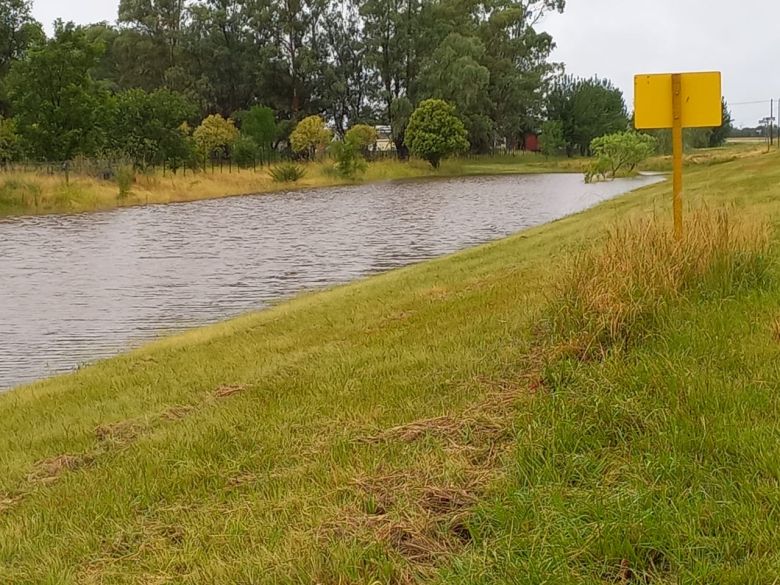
265,0,327,116
320,0,376,135
116,0,189,90
0,0,43,113
546,75,628,156
6,21,109,160
187,0,267,116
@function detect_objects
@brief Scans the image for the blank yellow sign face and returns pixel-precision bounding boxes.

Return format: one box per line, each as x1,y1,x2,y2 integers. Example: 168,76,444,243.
634,71,722,129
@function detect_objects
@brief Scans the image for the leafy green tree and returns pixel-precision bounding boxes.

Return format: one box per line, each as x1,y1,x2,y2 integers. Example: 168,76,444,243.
118,0,186,71
237,106,277,152
266,0,328,115
547,75,629,156
587,131,656,181
405,98,469,168
540,120,565,156
344,124,378,152
420,33,491,152
0,0,43,79
193,114,240,164
110,88,196,168
390,96,413,158
478,2,561,149
6,21,109,161
321,0,376,136
0,116,18,162
187,0,270,116
360,0,425,124
290,115,332,159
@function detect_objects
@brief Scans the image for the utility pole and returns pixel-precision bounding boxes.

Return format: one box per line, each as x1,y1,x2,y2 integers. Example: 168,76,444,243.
771,99,774,147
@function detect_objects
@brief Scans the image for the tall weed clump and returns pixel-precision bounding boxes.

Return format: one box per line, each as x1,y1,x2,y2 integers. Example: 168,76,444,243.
540,208,772,361
116,165,135,199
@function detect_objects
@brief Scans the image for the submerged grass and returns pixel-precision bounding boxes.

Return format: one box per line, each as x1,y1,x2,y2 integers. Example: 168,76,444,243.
2,147,780,582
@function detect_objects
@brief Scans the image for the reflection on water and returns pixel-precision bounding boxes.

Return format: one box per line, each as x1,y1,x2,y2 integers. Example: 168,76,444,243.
0,173,662,389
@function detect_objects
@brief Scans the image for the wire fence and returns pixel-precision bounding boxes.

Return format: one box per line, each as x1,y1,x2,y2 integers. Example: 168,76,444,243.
0,146,544,183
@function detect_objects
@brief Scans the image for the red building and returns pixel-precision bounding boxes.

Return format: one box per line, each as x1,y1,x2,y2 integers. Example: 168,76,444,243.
523,132,540,152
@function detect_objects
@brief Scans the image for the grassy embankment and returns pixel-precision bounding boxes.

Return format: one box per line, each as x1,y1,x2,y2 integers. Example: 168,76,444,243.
0,154,584,218
0,141,763,219
2,146,780,583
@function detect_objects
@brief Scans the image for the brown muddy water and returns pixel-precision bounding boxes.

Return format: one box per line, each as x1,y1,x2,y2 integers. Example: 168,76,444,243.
0,173,663,390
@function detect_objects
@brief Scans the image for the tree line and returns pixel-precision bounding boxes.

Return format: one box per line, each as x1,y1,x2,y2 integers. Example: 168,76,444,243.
0,0,732,172
0,0,569,167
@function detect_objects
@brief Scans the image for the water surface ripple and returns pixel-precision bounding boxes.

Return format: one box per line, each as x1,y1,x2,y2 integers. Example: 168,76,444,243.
0,173,662,389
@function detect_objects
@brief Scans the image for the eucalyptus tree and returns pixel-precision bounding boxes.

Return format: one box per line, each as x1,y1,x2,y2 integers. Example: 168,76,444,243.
321,0,377,135
187,0,265,116
0,0,43,113
115,0,189,90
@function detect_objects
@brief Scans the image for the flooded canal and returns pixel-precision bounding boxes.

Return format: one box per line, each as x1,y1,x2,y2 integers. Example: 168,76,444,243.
0,173,662,389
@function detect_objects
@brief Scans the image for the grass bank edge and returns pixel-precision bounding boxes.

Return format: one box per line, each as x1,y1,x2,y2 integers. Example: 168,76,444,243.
2,149,780,582
0,154,582,219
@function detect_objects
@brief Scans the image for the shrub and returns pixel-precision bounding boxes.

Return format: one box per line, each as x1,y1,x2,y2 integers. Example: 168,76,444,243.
193,114,240,165
329,124,378,179
405,99,469,168
329,140,367,179
587,131,656,181
269,162,306,183
290,116,331,159
344,124,378,152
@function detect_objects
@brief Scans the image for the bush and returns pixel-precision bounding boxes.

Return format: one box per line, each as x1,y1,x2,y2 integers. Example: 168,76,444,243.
269,162,306,183
290,116,331,159
193,114,240,166
328,124,379,179
587,131,656,181
405,99,469,168
329,140,367,179
344,124,378,152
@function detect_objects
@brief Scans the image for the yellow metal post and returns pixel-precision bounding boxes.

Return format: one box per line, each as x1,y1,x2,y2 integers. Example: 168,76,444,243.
671,73,684,240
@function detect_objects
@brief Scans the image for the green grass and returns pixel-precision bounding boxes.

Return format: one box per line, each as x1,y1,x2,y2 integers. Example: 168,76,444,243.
2,147,780,583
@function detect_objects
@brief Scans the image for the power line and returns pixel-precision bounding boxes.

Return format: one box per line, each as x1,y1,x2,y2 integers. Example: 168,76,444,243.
730,99,773,106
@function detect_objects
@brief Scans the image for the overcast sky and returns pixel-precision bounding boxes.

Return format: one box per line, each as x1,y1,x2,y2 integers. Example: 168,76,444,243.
31,0,776,127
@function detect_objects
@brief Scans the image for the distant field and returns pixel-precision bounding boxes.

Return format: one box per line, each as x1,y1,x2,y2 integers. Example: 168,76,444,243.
2,145,780,582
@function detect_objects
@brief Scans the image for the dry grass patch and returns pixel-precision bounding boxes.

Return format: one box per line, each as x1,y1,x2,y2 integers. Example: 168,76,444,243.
214,383,248,398
27,454,92,484
541,207,772,361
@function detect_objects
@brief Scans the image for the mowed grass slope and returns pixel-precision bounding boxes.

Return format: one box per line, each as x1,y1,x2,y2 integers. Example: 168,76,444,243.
1,149,780,583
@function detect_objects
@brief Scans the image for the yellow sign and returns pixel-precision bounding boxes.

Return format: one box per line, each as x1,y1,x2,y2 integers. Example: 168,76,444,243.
634,71,722,240
634,71,722,129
